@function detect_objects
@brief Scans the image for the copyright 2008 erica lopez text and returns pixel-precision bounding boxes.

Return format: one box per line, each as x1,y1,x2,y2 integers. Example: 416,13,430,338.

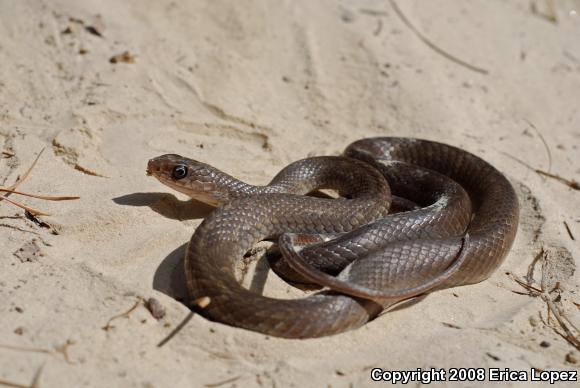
370,367,577,384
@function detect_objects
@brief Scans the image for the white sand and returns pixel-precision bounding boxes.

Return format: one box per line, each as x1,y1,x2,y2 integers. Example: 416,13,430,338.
1,1,579,387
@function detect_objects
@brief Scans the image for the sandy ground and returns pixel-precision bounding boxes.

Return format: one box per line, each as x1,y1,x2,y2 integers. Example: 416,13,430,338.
1,0,579,387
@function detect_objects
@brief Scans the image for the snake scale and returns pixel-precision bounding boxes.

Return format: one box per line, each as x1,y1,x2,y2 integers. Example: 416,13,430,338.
147,137,519,338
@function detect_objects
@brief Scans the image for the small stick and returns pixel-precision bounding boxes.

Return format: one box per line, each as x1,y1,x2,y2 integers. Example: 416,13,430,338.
0,188,79,201
546,299,580,350
538,311,548,326
389,0,489,75
561,310,580,334
524,119,552,172
510,258,580,351
74,164,108,178
0,150,79,216
204,376,241,388
0,196,51,216
157,311,195,348
102,298,143,331
526,248,544,285
535,170,580,190
1,149,46,214
500,152,538,173
2,149,45,196
563,221,575,240
30,365,43,388
0,344,51,354
510,276,543,294
0,379,29,388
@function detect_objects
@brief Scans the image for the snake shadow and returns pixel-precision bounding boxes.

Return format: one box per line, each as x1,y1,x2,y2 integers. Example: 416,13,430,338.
152,242,275,304
112,192,214,220
152,242,189,303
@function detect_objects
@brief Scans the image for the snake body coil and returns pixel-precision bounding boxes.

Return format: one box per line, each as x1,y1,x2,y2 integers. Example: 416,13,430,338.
147,137,519,338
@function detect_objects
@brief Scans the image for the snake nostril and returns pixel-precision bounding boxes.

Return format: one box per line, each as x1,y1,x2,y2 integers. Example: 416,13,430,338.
146,160,156,176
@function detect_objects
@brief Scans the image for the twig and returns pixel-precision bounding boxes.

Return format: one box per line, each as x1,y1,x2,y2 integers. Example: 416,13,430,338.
546,299,580,350
0,188,79,201
102,298,143,331
0,196,51,216
500,152,538,172
73,164,108,178
508,253,580,351
157,311,194,348
204,376,241,388
1,149,47,215
524,119,552,172
499,151,579,191
499,151,536,172
0,379,29,388
388,0,489,74
0,344,51,354
525,248,544,285
30,365,43,388
563,221,575,240
0,149,44,204
1,150,15,157
0,149,80,216
511,275,542,294
535,170,580,190
562,310,580,334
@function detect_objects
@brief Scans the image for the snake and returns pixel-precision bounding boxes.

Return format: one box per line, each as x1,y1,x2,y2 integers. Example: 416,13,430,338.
147,137,519,338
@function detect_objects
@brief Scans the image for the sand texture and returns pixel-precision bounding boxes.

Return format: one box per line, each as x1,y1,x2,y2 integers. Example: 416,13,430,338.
1,0,579,387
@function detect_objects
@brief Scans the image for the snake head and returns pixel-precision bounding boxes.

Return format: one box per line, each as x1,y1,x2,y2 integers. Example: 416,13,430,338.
147,154,228,206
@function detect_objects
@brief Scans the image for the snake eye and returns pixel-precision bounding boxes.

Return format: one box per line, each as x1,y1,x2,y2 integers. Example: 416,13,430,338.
172,165,188,180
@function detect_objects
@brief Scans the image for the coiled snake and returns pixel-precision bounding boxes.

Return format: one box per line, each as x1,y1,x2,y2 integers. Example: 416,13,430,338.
147,137,519,338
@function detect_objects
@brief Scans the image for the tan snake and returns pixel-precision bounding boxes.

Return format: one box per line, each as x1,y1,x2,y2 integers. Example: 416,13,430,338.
147,137,519,338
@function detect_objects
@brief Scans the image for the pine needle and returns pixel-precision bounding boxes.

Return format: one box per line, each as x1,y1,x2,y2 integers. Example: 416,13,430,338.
0,196,51,216
0,149,80,216
3,149,45,194
0,188,79,201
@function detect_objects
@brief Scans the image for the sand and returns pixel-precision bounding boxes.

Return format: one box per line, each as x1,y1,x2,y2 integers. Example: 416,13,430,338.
1,0,579,387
